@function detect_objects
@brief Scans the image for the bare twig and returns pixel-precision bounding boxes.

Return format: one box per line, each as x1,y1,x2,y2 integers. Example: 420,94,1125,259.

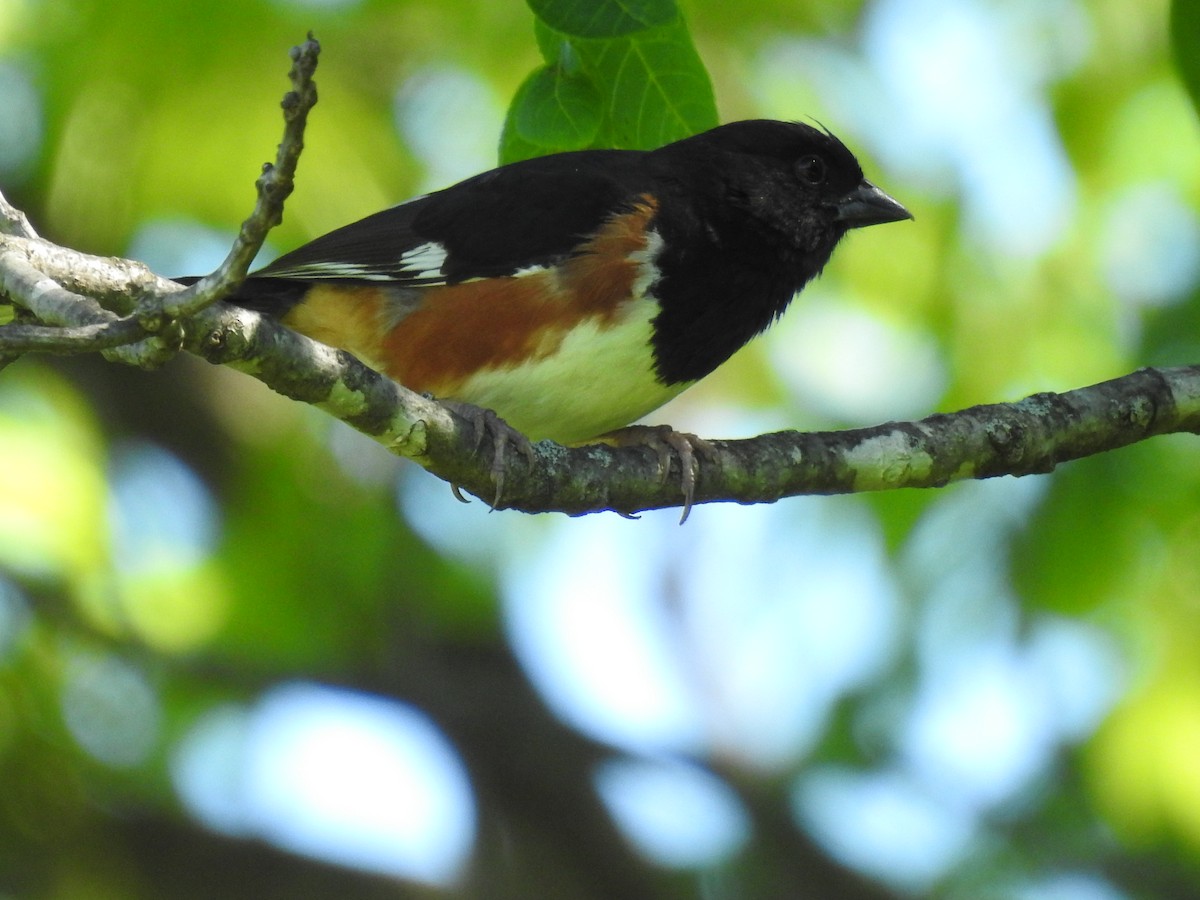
0,34,321,371
160,33,320,320
0,246,121,326
0,191,37,239
0,237,181,367
0,319,147,353
0,231,176,315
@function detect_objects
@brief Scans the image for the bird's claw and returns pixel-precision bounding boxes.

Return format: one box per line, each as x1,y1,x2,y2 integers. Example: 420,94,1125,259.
604,424,715,523
442,400,535,508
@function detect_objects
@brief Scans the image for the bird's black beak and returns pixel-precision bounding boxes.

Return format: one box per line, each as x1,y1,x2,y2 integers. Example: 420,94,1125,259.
834,180,912,228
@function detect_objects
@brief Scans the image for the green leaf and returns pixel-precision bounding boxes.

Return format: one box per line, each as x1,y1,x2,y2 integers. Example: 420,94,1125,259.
526,0,678,38
1171,0,1200,116
499,114,551,165
511,66,604,149
501,64,605,162
505,12,716,162
572,19,718,149
535,19,584,73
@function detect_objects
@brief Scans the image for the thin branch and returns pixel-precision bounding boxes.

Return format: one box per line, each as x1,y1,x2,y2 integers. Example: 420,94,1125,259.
0,191,37,239
0,34,320,370
0,232,174,314
159,33,320,320
0,319,147,353
0,245,122,326
0,238,177,367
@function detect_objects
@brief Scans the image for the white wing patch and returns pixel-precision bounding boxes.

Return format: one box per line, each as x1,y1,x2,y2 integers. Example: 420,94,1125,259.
510,263,551,278
265,261,398,281
395,241,449,283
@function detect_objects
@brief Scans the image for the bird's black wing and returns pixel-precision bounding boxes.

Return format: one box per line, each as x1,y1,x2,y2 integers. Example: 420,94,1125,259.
254,148,655,288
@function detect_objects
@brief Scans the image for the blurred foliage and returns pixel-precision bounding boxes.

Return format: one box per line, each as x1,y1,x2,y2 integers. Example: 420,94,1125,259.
1,0,1200,898
1173,0,1200,115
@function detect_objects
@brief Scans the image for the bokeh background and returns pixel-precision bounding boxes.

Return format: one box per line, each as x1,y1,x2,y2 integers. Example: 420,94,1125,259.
3,0,1200,897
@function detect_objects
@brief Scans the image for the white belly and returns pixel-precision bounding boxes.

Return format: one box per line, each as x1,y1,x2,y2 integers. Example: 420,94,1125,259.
451,298,690,444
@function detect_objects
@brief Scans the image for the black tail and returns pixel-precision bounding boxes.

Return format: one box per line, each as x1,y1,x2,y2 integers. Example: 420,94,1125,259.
172,275,309,318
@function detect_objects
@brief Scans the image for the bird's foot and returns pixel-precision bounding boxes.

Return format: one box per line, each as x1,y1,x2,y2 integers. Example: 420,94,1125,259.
602,424,715,523
441,400,536,508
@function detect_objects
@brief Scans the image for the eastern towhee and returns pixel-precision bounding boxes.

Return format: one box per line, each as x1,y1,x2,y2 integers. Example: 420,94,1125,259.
207,119,911,513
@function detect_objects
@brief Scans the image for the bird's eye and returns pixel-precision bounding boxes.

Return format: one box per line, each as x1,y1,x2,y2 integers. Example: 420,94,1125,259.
796,155,827,186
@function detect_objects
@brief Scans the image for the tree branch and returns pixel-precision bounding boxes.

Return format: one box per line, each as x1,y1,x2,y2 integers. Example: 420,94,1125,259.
161,33,320,320
0,36,1197,520
0,190,37,238
0,33,320,370
0,319,147,353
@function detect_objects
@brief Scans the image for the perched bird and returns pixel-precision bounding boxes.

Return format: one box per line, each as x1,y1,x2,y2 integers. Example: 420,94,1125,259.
214,119,911,511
